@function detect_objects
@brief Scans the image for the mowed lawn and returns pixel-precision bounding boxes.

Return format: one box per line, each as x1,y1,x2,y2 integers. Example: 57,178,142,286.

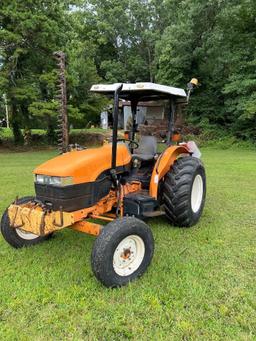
0,148,255,340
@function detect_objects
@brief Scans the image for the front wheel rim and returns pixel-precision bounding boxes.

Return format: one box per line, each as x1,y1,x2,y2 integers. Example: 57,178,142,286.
191,174,204,213
16,228,39,240
113,235,145,276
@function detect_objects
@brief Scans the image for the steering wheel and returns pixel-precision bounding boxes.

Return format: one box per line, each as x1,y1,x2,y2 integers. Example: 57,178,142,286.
117,138,139,149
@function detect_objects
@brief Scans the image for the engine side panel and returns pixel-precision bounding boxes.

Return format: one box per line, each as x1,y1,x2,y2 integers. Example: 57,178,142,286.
35,165,129,212
35,176,111,212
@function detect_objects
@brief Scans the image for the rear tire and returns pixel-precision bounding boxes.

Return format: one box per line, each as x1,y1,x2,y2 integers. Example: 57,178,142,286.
91,217,154,288
163,156,206,227
1,196,52,249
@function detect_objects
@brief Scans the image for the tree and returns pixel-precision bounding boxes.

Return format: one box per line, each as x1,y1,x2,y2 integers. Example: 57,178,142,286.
156,0,256,140
0,0,69,143
1,0,255,143
65,10,108,127
76,0,162,83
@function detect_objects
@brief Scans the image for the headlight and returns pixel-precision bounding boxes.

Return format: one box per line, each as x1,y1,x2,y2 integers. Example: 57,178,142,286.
35,175,73,187
49,176,61,186
36,174,45,184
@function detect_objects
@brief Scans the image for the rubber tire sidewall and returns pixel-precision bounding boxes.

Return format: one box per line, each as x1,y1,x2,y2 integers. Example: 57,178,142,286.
187,162,206,225
91,217,154,288
163,156,206,227
1,196,51,248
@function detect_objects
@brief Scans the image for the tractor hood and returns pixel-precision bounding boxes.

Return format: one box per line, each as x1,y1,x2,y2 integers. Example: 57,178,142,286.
33,143,131,184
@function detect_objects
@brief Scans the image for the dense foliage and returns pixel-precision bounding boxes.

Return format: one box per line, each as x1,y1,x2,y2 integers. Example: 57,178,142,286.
0,0,255,143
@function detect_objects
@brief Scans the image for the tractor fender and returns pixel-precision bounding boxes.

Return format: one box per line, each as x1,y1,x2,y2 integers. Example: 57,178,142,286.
149,145,190,199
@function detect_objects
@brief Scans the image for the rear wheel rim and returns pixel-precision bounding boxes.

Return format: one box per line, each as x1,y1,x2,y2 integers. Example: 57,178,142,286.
113,235,145,276
191,174,203,213
16,228,39,240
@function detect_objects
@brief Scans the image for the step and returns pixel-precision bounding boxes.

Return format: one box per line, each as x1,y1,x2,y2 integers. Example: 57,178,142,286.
123,192,159,218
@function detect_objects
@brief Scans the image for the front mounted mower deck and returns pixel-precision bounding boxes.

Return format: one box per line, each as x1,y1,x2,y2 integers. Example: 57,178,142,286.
1,81,206,288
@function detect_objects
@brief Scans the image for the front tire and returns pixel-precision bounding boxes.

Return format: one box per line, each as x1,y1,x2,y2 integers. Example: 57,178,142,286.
1,196,52,248
163,156,206,227
91,217,154,288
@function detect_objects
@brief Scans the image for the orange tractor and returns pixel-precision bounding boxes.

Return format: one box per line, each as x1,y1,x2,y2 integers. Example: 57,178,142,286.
1,80,206,287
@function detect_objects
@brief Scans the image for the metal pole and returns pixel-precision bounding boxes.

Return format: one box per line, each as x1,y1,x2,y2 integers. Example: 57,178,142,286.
167,98,175,145
130,99,138,142
130,99,138,153
111,83,123,170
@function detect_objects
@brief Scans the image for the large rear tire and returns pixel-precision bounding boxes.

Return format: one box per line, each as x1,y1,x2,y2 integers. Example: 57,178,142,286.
91,217,154,288
1,196,52,248
163,156,206,227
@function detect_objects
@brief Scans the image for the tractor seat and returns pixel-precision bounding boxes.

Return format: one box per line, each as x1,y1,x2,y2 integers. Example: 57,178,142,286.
132,136,157,161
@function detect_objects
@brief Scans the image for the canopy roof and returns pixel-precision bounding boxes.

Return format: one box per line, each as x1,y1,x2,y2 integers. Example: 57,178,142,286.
90,82,187,101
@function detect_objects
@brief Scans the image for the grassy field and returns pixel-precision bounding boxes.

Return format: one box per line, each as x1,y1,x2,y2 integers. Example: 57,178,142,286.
0,148,255,340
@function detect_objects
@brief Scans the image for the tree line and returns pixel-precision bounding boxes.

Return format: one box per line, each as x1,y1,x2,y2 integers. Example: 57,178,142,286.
0,0,255,143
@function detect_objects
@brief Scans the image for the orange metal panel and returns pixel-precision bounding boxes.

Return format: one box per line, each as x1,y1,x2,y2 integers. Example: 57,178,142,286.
90,214,114,222
33,143,132,184
149,145,190,198
70,221,101,236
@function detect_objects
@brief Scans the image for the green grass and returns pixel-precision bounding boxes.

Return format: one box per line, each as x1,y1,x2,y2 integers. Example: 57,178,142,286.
0,148,255,340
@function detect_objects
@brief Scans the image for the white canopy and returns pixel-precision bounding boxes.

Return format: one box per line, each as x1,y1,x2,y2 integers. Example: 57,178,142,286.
90,82,187,99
